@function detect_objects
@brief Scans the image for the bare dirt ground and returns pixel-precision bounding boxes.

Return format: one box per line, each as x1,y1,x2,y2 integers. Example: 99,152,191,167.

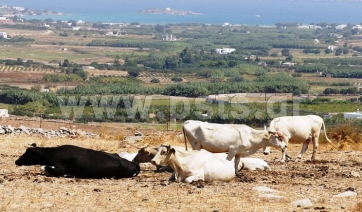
0,120,361,211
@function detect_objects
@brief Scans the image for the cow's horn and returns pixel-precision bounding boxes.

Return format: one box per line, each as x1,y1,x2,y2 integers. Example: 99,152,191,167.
162,143,171,151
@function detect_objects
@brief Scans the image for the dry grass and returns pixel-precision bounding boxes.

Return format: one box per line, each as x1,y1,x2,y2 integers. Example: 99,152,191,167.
0,118,361,211
1,132,361,211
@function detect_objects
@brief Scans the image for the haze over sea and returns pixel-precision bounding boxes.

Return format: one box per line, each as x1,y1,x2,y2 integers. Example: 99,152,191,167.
2,0,362,25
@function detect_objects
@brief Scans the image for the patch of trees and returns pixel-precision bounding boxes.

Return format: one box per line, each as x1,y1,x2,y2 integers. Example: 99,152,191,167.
87,39,176,50
43,74,82,82
0,24,47,31
0,58,56,70
303,58,362,66
296,64,328,73
352,46,362,53
163,73,309,97
0,88,58,106
1,36,35,43
323,87,359,95
322,66,362,78
302,48,321,54
56,82,163,95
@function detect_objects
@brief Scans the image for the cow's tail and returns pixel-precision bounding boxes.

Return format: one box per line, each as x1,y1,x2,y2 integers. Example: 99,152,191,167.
321,121,338,150
183,126,188,151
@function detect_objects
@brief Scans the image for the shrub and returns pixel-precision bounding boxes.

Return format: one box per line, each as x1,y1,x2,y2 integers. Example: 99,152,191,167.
171,77,183,82
150,78,160,83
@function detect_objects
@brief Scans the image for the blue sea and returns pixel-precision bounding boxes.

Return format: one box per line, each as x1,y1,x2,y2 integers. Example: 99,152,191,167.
2,0,362,25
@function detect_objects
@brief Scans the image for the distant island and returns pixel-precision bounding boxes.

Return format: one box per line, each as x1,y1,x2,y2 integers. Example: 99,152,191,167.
138,8,202,16
0,5,65,17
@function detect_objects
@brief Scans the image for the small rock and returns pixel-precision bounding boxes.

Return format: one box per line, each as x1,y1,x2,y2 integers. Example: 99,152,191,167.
291,198,313,207
333,191,357,198
134,131,143,136
259,193,283,199
253,186,280,193
350,171,360,178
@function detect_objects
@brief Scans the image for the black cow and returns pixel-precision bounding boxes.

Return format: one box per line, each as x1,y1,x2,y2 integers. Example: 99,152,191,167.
15,144,140,179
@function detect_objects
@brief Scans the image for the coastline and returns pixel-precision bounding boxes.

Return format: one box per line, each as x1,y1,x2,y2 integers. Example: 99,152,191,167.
4,1,362,26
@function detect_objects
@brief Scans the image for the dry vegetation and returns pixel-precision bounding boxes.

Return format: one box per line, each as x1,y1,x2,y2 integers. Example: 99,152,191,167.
0,119,362,211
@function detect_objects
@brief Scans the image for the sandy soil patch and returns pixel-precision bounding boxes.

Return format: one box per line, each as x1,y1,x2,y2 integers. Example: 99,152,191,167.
0,120,361,211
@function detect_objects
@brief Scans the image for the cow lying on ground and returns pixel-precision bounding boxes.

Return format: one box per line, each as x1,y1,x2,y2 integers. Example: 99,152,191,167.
151,144,240,183
182,120,287,176
235,157,271,171
15,144,140,179
263,115,337,162
133,145,271,171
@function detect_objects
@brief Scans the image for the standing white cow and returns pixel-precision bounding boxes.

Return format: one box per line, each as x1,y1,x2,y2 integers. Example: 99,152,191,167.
263,115,337,162
182,120,287,176
151,144,242,183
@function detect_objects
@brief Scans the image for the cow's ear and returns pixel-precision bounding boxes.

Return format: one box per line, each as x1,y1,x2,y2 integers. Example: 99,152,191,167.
264,133,271,139
26,143,37,148
170,148,176,154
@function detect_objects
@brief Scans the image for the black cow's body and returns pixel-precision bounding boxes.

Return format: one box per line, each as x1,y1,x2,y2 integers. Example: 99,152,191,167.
15,144,140,179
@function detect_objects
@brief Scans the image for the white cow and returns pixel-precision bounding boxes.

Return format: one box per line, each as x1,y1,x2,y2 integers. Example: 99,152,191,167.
182,120,287,176
151,144,241,183
263,115,337,162
238,157,271,171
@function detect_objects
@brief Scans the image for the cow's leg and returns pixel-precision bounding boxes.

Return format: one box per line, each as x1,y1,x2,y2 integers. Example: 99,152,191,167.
280,148,288,162
263,146,271,155
185,175,202,183
234,155,242,177
226,149,240,176
168,172,176,181
311,133,320,161
296,136,312,161
41,165,66,177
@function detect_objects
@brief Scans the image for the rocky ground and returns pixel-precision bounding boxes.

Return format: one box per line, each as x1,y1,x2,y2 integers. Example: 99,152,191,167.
0,120,361,211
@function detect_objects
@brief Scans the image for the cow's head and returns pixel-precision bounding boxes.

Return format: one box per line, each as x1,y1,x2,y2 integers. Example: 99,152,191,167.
15,144,42,166
150,144,173,166
265,131,287,150
132,146,159,163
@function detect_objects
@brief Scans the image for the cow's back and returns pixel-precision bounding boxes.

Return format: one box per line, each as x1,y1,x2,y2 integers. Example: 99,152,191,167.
52,145,139,178
184,121,253,153
269,115,323,143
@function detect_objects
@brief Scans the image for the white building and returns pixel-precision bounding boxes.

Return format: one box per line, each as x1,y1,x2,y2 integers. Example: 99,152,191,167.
335,24,347,30
297,25,322,29
77,20,85,24
327,45,338,51
344,109,362,119
0,32,7,39
162,34,176,41
215,47,236,54
12,6,25,11
0,109,9,117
